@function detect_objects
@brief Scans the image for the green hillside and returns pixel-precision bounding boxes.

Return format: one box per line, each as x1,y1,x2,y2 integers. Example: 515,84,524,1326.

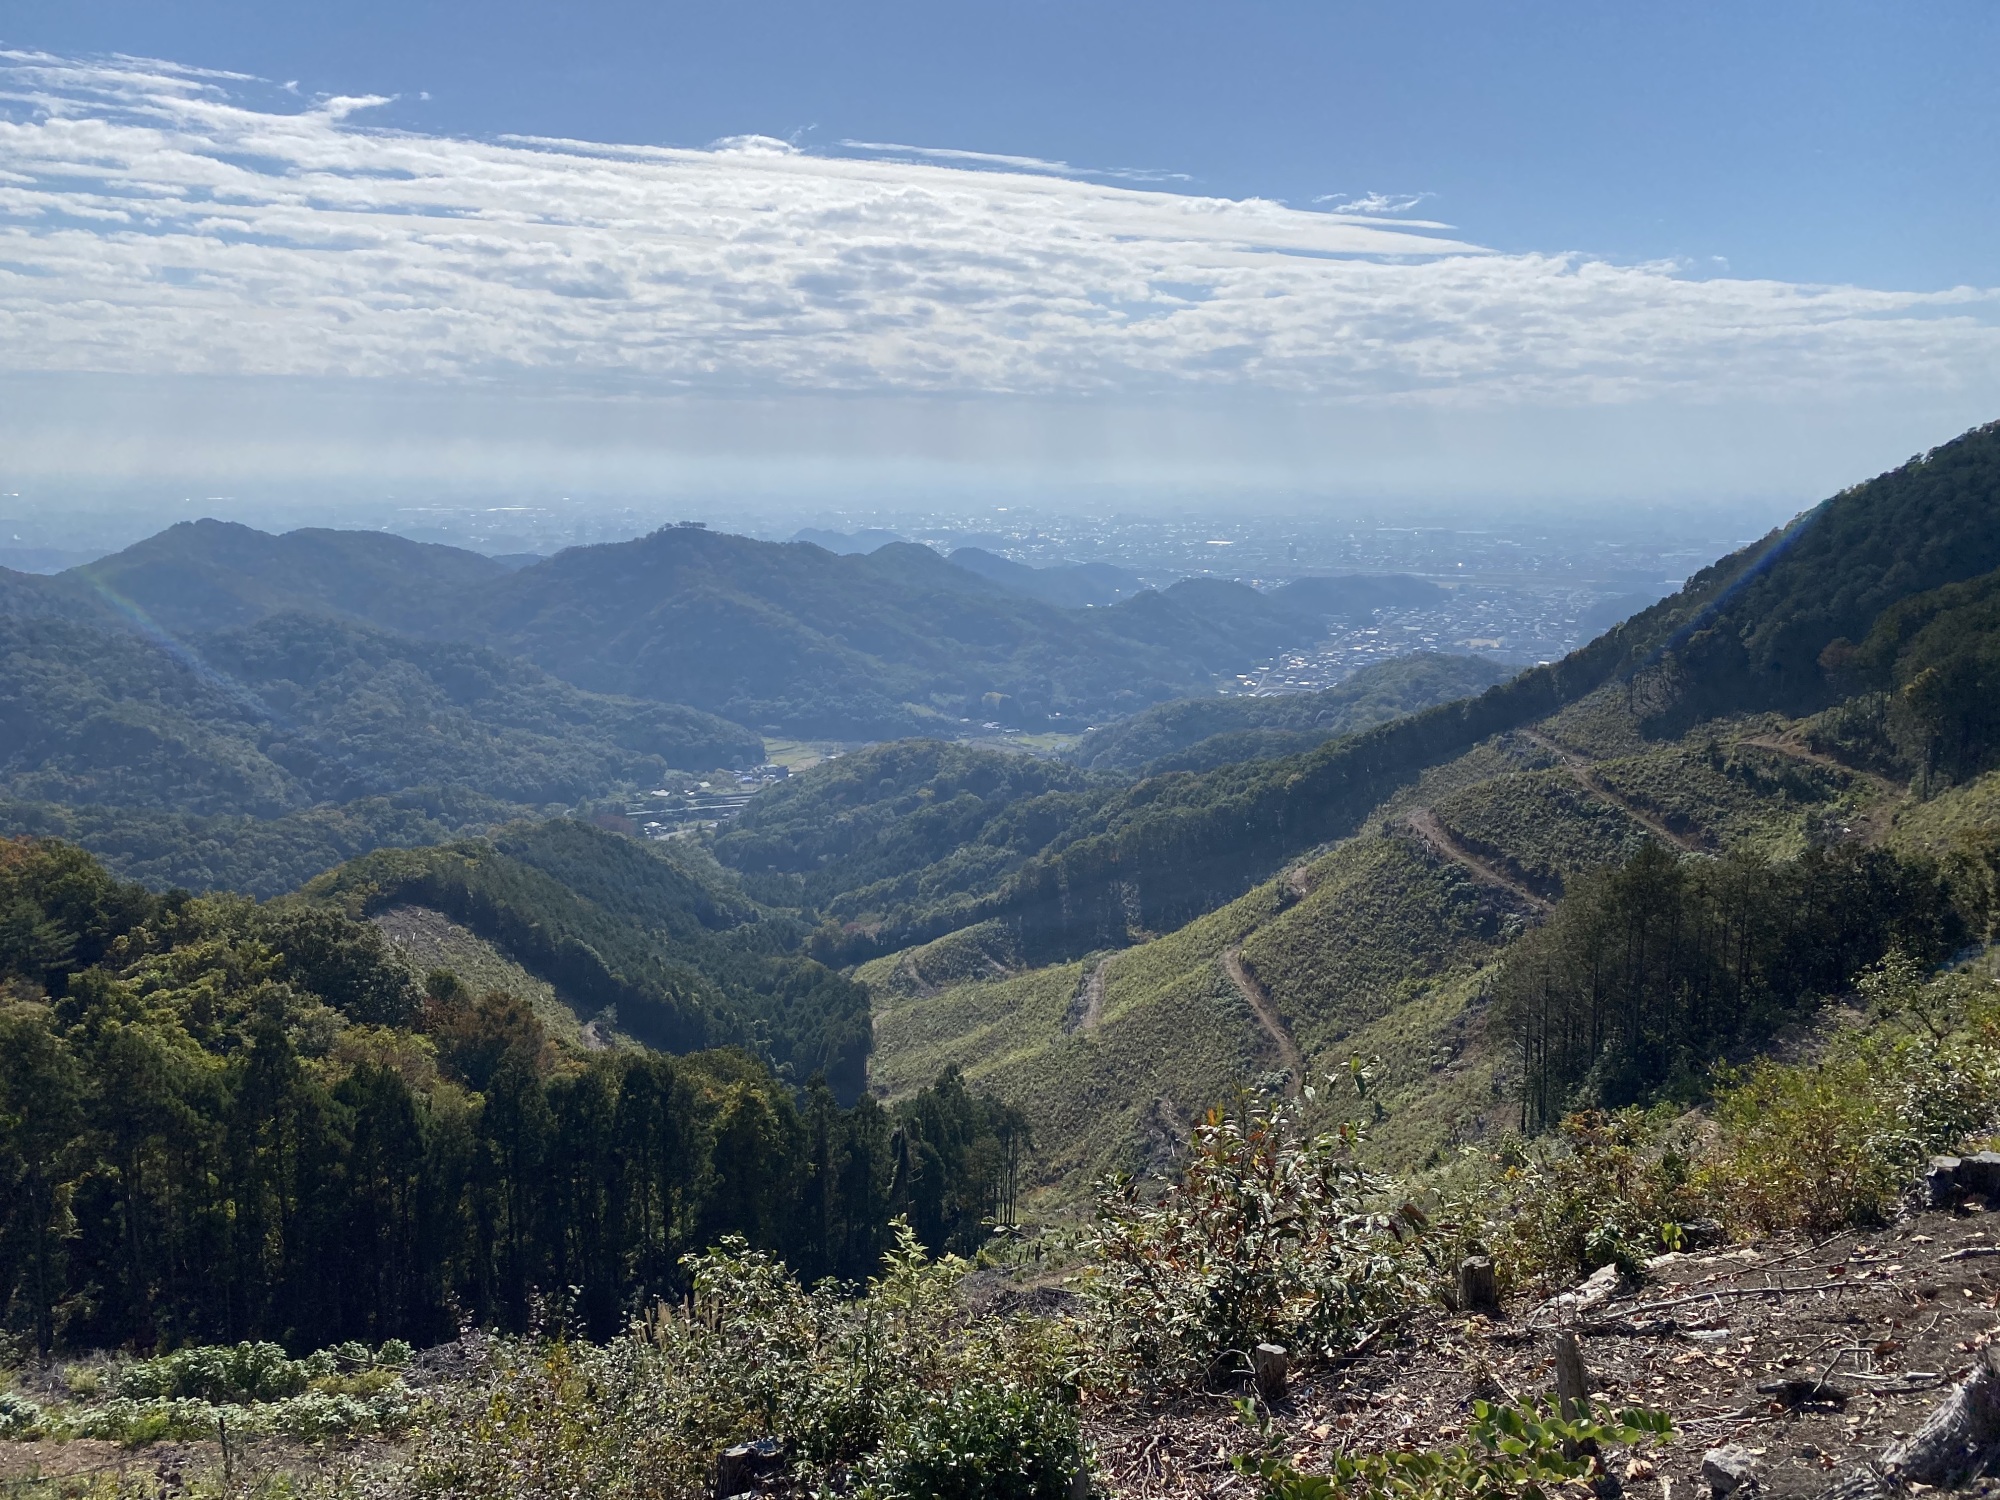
1070,652,1507,773
468,528,1406,737
36,518,1450,742
307,818,875,1100
846,425,2000,1197
56,518,509,637
0,837,1026,1357
0,605,761,897
0,610,760,819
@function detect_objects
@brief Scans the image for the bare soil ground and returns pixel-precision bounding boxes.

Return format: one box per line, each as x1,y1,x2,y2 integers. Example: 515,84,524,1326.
1083,1205,2000,1499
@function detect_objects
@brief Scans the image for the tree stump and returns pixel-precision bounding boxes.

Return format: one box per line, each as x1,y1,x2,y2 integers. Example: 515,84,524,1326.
1552,1332,1588,1421
1457,1255,1500,1316
1253,1343,1289,1404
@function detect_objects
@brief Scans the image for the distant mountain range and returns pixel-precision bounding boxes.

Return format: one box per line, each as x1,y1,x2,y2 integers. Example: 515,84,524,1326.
14,518,1441,740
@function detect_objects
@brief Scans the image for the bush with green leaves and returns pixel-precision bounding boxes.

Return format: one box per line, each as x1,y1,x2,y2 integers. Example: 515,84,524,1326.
857,1384,1086,1500
0,1389,45,1437
1234,1395,1672,1500
112,1338,412,1405
114,1341,312,1403
68,1386,415,1444
1078,1085,1424,1386
409,1222,1087,1500
1699,956,2000,1236
1464,1109,1704,1293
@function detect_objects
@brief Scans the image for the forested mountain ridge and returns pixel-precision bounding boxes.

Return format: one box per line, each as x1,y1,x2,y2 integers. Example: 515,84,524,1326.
0,610,760,817
25,518,1458,741
55,519,511,637
306,818,876,1101
0,603,761,895
0,836,1025,1357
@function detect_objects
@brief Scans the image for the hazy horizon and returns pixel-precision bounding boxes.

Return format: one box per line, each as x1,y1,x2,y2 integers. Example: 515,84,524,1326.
3,10,1996,518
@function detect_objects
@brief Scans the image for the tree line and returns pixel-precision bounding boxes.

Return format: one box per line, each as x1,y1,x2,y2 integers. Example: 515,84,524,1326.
0,838,1024,1357
1499,839,1965,1128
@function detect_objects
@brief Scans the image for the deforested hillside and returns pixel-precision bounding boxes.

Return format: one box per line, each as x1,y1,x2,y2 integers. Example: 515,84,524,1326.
871,423,2000,968
848,422,2000,1198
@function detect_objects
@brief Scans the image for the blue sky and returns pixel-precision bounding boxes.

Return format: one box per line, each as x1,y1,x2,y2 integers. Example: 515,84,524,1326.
2,2,1997,516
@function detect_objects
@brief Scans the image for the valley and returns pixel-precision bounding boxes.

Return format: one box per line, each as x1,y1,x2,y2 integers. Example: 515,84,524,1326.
2,421,2000,1499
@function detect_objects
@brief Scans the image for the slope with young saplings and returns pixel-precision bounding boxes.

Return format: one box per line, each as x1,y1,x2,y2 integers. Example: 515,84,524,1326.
859,422,2000,1195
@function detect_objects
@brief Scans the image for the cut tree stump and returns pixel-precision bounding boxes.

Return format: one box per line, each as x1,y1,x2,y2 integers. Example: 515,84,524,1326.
1458,1255,1500,1316
1253,1343,1289,1404
1552,1332,1588,1421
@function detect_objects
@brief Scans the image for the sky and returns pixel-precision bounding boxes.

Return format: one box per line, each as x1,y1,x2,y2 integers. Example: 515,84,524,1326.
2,1,1997,525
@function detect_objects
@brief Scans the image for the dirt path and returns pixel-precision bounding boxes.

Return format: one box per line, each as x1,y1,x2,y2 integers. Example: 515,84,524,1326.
1517,728,1709,854
1403,808,1555,916
1065,958,1109,1034
895,951,939,999
1220,945,1303,1094
1738,733,1906,796
1737,735,1909,843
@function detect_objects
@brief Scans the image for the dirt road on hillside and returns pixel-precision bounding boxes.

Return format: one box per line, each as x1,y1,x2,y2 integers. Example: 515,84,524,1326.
1517,728,1709,854
1220,945,1303,1095
1403,808,1555,916
1065,958,1109,1034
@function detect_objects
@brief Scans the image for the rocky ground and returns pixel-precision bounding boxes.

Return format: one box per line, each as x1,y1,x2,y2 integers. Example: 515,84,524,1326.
1085,1205,2000,1499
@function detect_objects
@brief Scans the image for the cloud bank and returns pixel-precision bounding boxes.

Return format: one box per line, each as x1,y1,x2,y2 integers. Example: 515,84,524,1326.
3,48,1996,412
1,49,1998,511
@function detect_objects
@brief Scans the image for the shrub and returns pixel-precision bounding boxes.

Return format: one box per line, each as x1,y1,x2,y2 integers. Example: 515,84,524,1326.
1477,1110,1705,1291
1695,955,2000,1237
116,1341,310,1403
0,1390,45,1437
408,1222,1090,1500
1234,1396,1672,1500
859,1385,1086,1500
1079,1087,1423,1385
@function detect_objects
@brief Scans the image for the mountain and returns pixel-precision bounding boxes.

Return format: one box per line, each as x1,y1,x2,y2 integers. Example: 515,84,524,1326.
54,518,509,637
461,527,1346,737
0,610,759,817
34,521,1454,741
821,421,2000,1194
1069,653,1508,774
926,425,2000,965
946,547,1143,607
0,608,761,893
791,526,905,553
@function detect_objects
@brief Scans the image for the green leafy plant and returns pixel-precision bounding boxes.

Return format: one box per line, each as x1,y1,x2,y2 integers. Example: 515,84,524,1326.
1233,1395,1672,1500
1079,1085,1424,1385
858,1384,1087,1500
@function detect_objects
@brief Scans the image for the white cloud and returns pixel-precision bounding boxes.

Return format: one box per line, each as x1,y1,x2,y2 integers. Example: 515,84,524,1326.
1313,191,1435,215
0,47,1995,417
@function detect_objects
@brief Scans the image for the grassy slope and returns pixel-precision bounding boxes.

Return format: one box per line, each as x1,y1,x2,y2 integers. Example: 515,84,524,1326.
864,695,1925,1205
370,901,598,1050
